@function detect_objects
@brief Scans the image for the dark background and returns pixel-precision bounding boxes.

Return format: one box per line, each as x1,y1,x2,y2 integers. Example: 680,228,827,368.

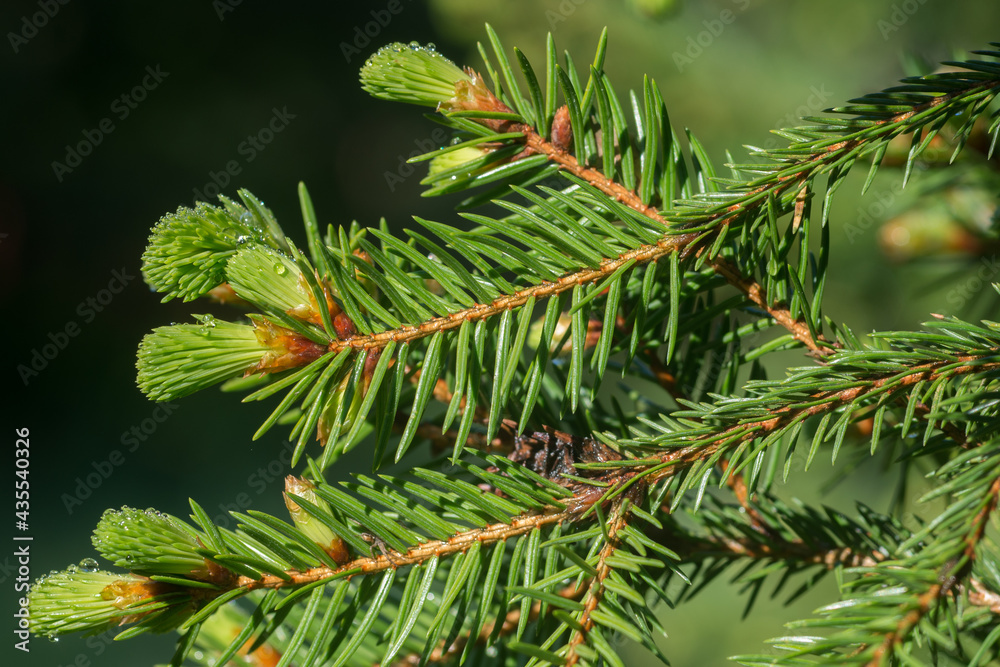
3,1,998,665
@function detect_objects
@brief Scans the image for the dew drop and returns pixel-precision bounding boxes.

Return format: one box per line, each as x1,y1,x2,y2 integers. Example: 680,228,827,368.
47,635,60,643
240,211,255,226
273,262,288,276
78,558,99,573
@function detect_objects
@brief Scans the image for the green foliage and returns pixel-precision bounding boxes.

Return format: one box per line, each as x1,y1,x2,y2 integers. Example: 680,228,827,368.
28,26,1000,667
141,190,288,303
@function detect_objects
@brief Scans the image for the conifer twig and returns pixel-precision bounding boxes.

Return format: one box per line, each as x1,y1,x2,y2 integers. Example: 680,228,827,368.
665,530,885,570
519,118,833,355
233,503,590,591
642,353,1000,483
865,476,1000,666
565,500,632,667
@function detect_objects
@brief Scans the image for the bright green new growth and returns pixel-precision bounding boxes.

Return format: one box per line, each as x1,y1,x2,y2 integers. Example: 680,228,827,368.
27,25,1000,667
226,244,309,316
140,204,250,303
92,507,207,576
283,476,343,549
136,318,270,401
360,41,474,108
28,567,175,638
141,190,286,303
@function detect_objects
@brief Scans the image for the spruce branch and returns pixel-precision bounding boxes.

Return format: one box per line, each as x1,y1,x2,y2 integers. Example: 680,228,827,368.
649,494,902,613
618,324,1000,488
361,37,831,355
732,438,1000,665
864,477,1000,667
362,37,1000,359
564,499,633,667
321,230,702,354
127,34,1000,467
232,503,585,592
676,531,885,571
29,25,1000,667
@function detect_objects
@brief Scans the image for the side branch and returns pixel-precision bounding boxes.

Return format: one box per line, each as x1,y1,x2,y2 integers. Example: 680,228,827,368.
565,501,631,667
327,231,702,354
667,530,885,570
865,476,1000,667
331,75,1000,359
644,354,1000,484
523,129,831,354
233,490,603,592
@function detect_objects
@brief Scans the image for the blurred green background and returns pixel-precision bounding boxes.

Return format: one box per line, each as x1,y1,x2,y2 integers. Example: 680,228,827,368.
3,1,999,665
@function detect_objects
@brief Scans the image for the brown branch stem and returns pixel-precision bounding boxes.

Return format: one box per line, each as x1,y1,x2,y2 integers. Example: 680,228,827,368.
565,502,631,667
645,355,1000,485
522,128,832,354
865,475,1000,666
671,531,885,570
969,577,1000,614
327,231,701,354
231,490,604,593
719,459,770,534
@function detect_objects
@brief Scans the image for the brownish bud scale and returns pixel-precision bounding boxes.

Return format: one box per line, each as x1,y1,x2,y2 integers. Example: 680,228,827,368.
283,476,351,565
207,283,251,307
249,316,328,375
334,312,358,339
551,105,573,152
287,271,342,327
